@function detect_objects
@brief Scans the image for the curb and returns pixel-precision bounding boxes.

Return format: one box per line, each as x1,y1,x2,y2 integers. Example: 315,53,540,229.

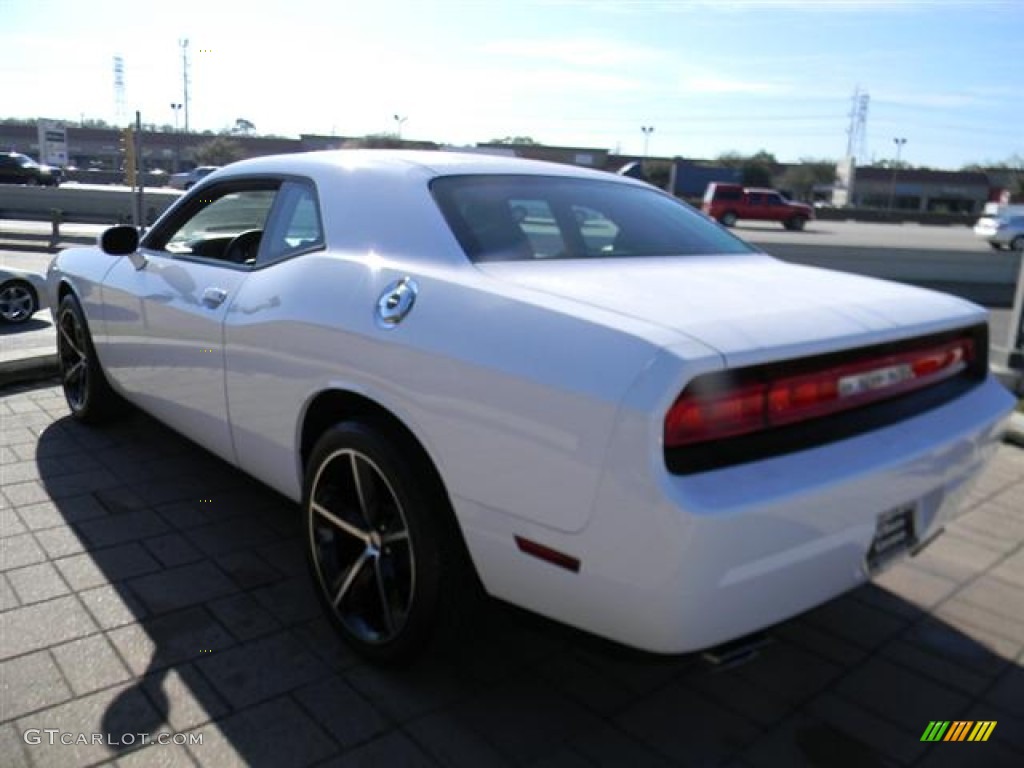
0,351,58,388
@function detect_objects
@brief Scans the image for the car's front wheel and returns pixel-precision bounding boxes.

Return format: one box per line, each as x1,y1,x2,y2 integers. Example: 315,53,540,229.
1011,236,1024,252
785,215,807,231
989,242,1003,250
0,280,38,324
304,422,472,663
720,211,738,227
57,294,119,423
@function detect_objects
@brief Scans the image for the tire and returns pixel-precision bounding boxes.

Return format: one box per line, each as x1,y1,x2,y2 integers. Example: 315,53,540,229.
56,294,119,423
1011,236,1024,252
0,280,38,324
719,211,738,227
989,242,1003,250
785,216,807,231
184,182,194,190
303,422,473,664
25,177,40,186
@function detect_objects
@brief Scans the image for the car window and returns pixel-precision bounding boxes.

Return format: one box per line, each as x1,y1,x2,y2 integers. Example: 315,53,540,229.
433,175,755,262
145,181,281,266
257,180,326,264
749,193,764,205
765,194,784,205
507,198,567,258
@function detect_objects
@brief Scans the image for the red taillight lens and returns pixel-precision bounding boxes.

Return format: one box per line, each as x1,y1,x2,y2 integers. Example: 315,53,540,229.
665,336,975,449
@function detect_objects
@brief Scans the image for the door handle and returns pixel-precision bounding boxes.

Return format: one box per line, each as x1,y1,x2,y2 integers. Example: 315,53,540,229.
202,287,228,308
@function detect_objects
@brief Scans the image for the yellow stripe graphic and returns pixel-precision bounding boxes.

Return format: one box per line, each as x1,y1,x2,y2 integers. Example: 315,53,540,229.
977,721,997,742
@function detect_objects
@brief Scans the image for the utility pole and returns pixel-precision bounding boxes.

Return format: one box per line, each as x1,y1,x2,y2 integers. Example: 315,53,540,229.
887,137,907,212
180,39,191,133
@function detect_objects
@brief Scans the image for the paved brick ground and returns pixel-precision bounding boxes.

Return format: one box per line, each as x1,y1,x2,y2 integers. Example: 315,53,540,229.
1,380,1022,767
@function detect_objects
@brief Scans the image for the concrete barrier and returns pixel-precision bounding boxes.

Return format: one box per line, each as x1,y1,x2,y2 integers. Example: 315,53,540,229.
0,185,181,226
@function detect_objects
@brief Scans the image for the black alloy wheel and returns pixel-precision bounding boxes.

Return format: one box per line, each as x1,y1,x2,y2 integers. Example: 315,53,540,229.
56,294,118,422
304,422,471,663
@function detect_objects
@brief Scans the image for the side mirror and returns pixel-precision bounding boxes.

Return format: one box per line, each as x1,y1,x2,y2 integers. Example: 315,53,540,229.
99,225,140,255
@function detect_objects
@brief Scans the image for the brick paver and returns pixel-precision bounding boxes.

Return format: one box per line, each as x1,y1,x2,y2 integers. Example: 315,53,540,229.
1,380,1022,766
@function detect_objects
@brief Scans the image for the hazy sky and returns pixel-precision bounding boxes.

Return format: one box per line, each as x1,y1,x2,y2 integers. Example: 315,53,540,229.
3,0,1021,168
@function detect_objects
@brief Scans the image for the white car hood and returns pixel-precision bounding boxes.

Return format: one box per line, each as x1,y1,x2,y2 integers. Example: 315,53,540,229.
478,253,985,366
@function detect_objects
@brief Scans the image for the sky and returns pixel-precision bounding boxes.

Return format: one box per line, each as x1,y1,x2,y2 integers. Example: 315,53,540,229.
2,0,1022,169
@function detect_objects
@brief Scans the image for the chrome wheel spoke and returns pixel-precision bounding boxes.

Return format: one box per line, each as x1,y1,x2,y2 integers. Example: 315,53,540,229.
59,321,85,360
349,454,378,526
312,501,369,543
373,557,396,635
332,549,371,608
381,529,409,546
63,358,86,383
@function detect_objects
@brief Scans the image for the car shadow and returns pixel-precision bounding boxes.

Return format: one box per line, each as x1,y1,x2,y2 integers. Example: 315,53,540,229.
25,398,1022,766
0,316,51,334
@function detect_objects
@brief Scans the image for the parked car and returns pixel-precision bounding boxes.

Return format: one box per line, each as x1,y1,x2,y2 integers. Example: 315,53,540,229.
47,150,1014,663
703,182,813,230
973,212,1024,250
0,267,48,324
167,165,220,190
0,153,63,186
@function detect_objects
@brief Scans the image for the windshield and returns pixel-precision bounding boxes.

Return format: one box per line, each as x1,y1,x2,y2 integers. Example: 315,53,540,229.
433,175,755,262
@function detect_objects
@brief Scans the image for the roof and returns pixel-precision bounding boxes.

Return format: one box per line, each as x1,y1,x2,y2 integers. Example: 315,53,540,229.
856,167,990,186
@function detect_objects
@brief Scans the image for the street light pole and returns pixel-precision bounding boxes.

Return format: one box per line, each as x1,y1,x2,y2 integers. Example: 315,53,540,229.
394,114,407,140
641,125,654,158
888,137,907,213
170,103,182,173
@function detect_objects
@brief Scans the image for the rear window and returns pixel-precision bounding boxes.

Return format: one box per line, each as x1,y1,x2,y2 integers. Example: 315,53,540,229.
432,175,754,262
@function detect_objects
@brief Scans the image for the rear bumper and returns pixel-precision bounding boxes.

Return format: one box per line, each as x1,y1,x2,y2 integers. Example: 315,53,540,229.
463,375,1014,653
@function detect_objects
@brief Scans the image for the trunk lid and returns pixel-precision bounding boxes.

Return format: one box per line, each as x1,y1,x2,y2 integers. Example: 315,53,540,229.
478,253,984,367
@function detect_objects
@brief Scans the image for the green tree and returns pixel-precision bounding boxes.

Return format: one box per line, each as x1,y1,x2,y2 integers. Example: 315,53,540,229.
194,136,245,165
714,149,778,186
232,118,256,136
778,159,837,201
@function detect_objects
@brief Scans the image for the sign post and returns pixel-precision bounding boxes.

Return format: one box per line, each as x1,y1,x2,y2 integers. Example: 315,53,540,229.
36,119,68,167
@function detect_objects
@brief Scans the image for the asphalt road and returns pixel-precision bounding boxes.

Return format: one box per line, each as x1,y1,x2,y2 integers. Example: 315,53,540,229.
2,219,1021,365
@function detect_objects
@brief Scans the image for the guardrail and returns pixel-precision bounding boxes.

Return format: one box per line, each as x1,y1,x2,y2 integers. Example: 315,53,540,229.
0,185,181,228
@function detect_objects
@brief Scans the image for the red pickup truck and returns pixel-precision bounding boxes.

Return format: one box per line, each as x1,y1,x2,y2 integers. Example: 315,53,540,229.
702,183,813,230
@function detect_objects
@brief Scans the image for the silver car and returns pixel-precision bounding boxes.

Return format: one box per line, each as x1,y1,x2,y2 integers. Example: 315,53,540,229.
167,165,220,190
973,213,1024,250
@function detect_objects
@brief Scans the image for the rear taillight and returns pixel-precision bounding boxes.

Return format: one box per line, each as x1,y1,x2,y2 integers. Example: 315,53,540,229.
665,335,975,449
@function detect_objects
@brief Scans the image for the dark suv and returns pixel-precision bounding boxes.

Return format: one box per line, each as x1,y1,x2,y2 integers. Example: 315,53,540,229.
0,153,63,186
703,182,812,230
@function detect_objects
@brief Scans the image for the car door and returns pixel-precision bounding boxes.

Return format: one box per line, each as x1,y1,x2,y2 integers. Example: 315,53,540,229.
100,179,281,463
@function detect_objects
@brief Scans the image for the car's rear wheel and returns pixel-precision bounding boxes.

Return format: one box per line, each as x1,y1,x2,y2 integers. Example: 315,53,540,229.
785,215,807,231
57,294,119,423
25,177,39,186
720,211,738,227
1011,236,1024,251
304,422,472,664
0,280,37,324
989,242,1003,250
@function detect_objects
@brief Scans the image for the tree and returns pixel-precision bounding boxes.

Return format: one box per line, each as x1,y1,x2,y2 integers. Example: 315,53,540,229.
778,159,837,201
194,136,244,165
489,136,540,145
232,118,256,136
714,149,778,186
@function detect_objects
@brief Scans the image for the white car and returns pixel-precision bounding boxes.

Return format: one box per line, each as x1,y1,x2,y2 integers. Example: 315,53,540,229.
973,212,1024,251
167,165,220,190
47,150,1014,662
0,267,49,324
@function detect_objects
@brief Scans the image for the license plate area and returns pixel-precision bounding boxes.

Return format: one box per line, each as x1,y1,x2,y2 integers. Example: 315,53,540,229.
866,504,917,572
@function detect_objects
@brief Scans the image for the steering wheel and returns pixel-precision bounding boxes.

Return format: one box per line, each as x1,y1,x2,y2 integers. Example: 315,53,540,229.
223,229,263,264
